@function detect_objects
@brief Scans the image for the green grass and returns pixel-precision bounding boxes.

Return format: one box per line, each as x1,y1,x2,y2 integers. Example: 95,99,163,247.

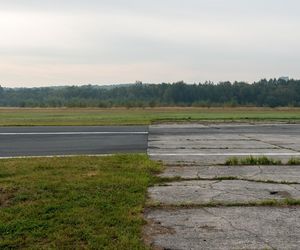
1,107,300,126
0,154,162,249
225,156,282,165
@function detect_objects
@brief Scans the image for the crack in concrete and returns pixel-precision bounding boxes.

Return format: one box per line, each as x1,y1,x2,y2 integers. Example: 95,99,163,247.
289,185,300,192
242,134,300,153
210,187,262,202
201,208,276,249
198,181,271,201
242,165,265,179
257,165,264,175
160,173,300,185
206,180,222,189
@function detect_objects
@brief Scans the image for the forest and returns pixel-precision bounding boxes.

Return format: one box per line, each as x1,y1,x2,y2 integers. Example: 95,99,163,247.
0,79,299,108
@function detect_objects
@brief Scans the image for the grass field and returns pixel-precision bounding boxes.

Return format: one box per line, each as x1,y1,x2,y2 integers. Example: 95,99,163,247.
0,154,162,249
0,107,300,126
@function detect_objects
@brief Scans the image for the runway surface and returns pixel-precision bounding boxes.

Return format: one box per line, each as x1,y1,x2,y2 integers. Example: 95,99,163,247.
148,123,300,164
1,123,300,158
0,126,148,157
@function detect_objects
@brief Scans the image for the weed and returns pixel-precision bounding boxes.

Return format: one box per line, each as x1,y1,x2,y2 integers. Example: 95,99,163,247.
287,158,300,165
225,157,239,165
225,156,282,165
147,198,300,209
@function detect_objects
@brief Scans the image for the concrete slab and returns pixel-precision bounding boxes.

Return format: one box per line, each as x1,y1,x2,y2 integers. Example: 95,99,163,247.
159,165,300,183
148,123,300,165
144,207,300,250
149,139,279,149
148,180,300,205
149,134,250,141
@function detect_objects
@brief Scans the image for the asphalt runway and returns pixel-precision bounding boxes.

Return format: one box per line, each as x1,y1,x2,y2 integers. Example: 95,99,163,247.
0,126,148,157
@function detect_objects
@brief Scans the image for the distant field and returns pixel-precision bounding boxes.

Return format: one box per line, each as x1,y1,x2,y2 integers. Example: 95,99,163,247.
0,107,300,126
0,154,161,249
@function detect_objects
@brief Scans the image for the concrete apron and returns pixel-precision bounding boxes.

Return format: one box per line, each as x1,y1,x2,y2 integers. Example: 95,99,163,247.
144,123,300,250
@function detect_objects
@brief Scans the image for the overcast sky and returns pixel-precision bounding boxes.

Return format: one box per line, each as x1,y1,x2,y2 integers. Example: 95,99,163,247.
1,0,299,87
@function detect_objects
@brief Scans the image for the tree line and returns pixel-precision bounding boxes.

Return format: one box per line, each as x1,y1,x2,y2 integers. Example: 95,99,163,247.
0,79,300,108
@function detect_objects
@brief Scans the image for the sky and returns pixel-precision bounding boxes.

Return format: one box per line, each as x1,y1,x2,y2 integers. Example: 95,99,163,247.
0,0,299,87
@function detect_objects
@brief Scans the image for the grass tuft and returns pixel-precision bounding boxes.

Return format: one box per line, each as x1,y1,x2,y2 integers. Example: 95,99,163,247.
287,157,300,165
225,157,239,165
225,156,282,165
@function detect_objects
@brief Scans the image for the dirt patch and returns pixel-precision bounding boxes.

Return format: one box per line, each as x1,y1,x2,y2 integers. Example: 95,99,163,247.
0,187,16,207
85,171,98,177
270,190,292,198
143,212,176,250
